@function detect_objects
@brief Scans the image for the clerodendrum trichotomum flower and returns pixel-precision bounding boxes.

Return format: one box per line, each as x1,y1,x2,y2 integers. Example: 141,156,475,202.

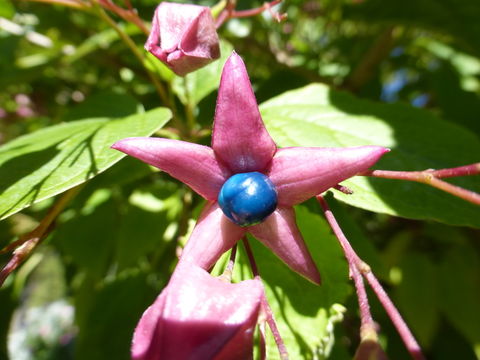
145,2,220,76
112,52,389,285
131,261,263,360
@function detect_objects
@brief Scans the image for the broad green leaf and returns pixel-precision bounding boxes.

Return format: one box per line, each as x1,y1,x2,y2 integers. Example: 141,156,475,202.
53,193,118,278
74,272,159,360
172,41,234,107
235,206,351,359
438,244,480,357
260,84,480,228
394,254,440,348
0,107,171,220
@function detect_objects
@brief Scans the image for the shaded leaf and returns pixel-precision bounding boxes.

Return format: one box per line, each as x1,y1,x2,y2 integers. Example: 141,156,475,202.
260,84,480,227
394,254,439,347
345,0,480,57
74,271,159,360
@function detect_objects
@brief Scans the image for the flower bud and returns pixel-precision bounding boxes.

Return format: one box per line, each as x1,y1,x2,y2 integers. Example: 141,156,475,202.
132,262,263,360
145,2,220,76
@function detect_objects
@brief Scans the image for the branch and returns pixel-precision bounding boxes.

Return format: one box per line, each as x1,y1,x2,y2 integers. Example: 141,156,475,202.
360,163,480,206
316,195,425,360
0,186,82,287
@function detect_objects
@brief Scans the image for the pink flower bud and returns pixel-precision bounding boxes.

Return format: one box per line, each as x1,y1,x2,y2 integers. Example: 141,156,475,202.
132,262,263,360
145,2,220,76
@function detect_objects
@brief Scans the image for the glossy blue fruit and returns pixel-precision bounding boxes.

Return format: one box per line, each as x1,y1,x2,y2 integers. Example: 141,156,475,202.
218,172,278,227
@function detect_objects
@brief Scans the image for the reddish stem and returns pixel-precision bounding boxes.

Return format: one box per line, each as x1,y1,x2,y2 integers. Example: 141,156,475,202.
216,0,286,28
242,237,289,360
260,288,289,360
97,0,149,35
360,163,480,206
316,195,425,360
0,186,81,287
242,237,259,277
351,264,377,341
23,0,89,9
363,271,424,360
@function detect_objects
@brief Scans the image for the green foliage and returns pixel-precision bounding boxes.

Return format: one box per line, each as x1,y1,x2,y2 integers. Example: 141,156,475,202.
0,107,171,220
261,84,480,227
1,0,479,359
235,206,351,359
172,40,234,107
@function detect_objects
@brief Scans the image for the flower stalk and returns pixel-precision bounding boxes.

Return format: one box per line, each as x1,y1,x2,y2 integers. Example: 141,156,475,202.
360,162,480,205
242,237,289,360
317,195,425,360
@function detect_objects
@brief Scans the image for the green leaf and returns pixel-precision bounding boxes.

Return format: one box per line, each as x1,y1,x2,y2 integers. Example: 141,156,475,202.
260,83,480,228
53,193,118,278
345,0,480,57
172,41,234,107
438,244,480,356
0,107,171,220
394,254,440,348
74,271,159,360
235,206,351,359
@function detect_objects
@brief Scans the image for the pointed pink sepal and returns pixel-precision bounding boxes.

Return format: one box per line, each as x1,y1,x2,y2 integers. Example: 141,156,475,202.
249,207,321,284
111,137,230,201
132,262,263,360
212,52,277,173
268,146,389,206
180,202,246,269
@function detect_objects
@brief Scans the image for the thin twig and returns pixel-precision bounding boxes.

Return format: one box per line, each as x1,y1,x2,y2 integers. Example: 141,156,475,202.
93,4,167,101
24,0,90,9
242,237,259,277
242,237,289,360
344,27,395,92
0,186,82,287
316,195,425,360
216,0,285,28
360,164,480,206
97,0,149,35
351,264,377,341
260,288,289,360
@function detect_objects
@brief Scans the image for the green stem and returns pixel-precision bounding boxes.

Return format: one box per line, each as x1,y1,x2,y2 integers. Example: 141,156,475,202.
92,3,167,101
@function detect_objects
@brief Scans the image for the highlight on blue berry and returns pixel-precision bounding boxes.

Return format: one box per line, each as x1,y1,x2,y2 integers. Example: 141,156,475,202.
218,172,278,226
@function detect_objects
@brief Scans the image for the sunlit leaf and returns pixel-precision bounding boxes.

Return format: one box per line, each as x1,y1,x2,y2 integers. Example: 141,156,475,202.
0,107,171,220
260,84,480,227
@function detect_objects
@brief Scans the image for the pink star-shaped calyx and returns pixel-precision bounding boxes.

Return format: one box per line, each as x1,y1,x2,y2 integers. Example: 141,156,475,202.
112,52,389,284
132,261,263,360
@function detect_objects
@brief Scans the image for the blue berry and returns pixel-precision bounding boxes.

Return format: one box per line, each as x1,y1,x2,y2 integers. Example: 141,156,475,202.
218,172,278,227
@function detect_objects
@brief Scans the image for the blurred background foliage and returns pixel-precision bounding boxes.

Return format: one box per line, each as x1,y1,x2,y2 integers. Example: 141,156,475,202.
0,0,479,359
